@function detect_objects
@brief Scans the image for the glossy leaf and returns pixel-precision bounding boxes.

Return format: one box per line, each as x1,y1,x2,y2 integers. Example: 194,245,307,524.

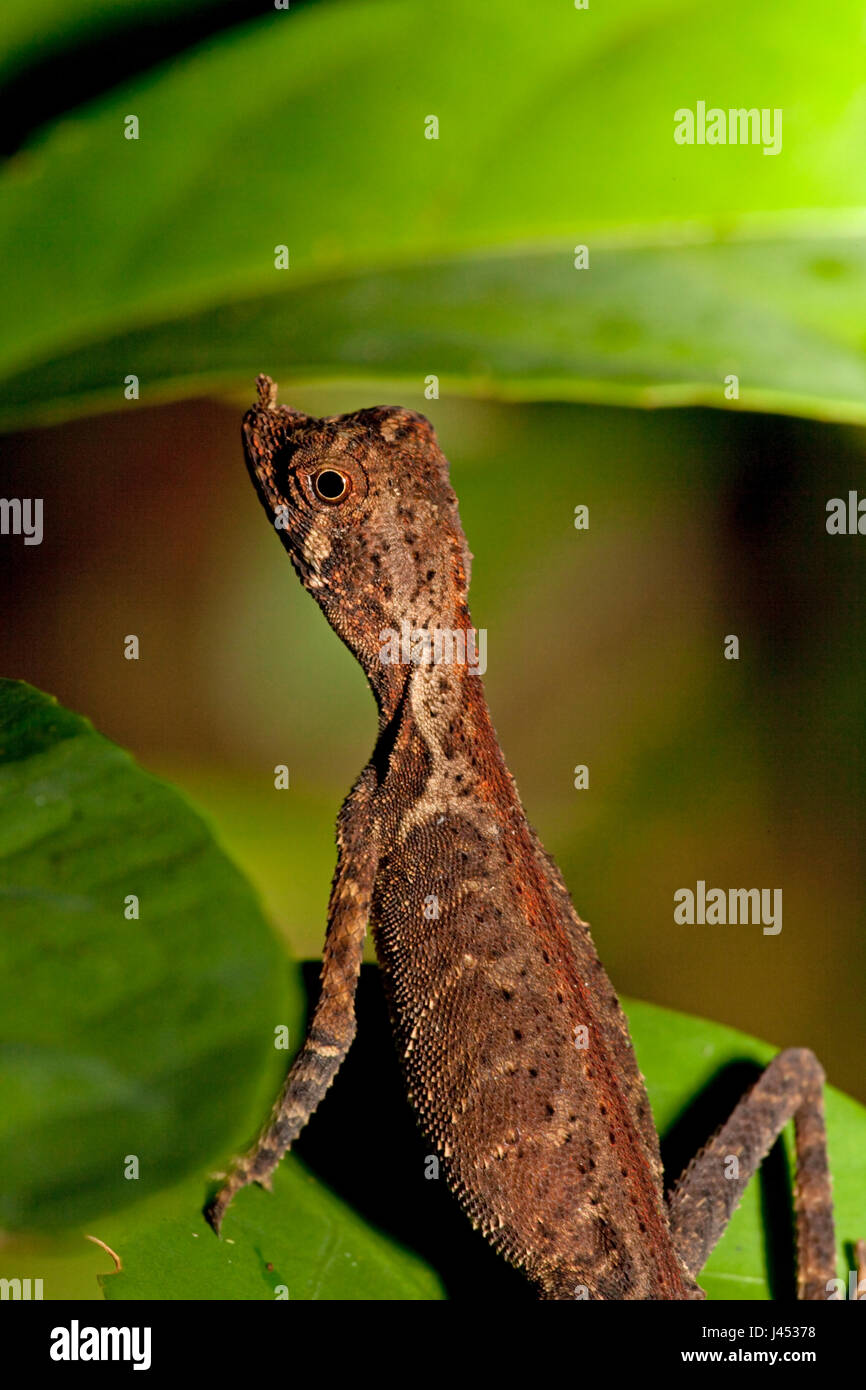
0,679,292,1230
1,0,865,425
631,999,866,1300
100,1166,446,1301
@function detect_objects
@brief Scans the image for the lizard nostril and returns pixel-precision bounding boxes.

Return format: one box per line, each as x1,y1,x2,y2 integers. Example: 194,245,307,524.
313,468,350,502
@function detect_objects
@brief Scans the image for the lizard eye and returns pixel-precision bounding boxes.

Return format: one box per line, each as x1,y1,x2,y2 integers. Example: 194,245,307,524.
312,468,351,503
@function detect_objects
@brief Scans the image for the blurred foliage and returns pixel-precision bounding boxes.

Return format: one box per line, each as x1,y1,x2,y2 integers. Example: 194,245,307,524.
0,0,208,81
2,0,866,424
0,681,291,1229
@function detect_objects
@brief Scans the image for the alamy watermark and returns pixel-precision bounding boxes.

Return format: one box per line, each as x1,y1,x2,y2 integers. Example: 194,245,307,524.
0,498,42,545
674,881,782,935
378,621,487,675
50,1321,151,1370
0,1277,43,1299
674,103,782,156
826,492,866,534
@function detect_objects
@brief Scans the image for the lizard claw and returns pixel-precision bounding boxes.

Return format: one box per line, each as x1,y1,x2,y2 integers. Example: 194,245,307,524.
204,1152,279,1234
204,1165,249,1236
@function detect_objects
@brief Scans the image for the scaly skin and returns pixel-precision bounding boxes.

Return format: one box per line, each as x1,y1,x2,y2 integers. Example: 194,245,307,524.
208,377,836,1302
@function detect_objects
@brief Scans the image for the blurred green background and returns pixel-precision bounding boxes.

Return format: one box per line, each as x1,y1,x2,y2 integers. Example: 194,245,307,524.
1,0,865,1298
4,390,865,1094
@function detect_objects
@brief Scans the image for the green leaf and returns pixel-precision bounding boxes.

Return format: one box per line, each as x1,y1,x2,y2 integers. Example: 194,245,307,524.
1,0,865,426
0,679,294,1230
630,998,866,1300
5,231,866,429
100,1166,445,1301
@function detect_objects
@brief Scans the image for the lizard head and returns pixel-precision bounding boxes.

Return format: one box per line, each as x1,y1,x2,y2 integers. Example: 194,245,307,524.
242,375,474,706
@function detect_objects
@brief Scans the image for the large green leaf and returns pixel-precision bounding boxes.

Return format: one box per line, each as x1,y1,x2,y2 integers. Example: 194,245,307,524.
99,987,866,1300
0,679,293,1229
1,0,865,426
100,1166,445,1301
631,1000,866,1300
4,231,866,428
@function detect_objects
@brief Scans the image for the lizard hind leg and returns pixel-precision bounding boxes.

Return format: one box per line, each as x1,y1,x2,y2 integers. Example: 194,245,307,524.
666,1048,836,1300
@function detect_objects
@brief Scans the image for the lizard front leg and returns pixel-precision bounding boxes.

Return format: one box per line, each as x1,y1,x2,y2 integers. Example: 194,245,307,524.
667,1047,836,1299
207,766,380,1233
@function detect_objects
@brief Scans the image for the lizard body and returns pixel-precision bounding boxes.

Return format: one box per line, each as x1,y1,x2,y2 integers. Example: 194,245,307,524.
209,377,838,1301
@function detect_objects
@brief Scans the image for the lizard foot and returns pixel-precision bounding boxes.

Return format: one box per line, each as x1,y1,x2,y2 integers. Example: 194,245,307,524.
204,1150,278,1234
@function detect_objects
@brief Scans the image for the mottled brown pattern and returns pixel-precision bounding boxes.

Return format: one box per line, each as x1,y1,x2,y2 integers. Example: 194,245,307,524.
208,377,842,1300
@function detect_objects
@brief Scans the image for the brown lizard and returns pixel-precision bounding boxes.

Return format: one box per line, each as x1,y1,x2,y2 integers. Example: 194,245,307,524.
208,374,839,1300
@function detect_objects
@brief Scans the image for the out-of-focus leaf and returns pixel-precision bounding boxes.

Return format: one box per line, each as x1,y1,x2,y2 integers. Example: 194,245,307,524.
1,0,865,425
631,998,866,1300
2,231,865,427
0,679,294,1229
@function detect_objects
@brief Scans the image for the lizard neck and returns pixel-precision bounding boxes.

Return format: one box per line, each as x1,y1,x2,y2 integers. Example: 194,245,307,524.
372,642,521,845
367,600,484,740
